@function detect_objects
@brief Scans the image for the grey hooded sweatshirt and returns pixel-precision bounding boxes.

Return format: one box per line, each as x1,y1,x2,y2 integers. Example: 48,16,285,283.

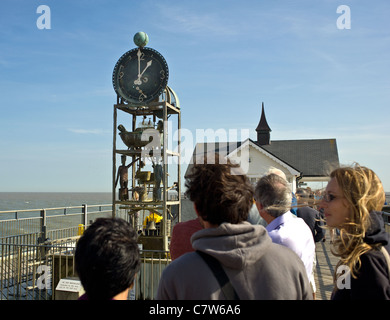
156,221,312,300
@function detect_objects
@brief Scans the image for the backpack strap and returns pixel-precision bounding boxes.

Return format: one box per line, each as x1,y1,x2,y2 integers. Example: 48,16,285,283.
380,246,390,280
196,251,240,300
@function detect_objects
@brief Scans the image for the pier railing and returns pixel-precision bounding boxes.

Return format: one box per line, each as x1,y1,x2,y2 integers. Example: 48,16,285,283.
0,204,171,300
0,205,388,300
0,239,170,300
0,239,77,300
0,204,113,245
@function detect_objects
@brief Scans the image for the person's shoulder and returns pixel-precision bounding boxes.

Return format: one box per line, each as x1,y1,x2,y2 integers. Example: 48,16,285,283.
360,248,390,275
297,206,318,216
292,215,314,233
270,216,305,238
267,228,284,244
172,219,202,233
265,242,307,272
347,248,390,299
165,251,203,274
267,242,297,260
269,227,304,253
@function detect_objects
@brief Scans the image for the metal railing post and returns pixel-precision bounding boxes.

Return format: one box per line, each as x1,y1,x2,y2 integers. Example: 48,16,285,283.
82,204,88,227
16,246,22,298
40,209,47,241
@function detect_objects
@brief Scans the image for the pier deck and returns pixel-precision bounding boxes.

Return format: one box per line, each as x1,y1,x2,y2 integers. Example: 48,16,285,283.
313,230,339,300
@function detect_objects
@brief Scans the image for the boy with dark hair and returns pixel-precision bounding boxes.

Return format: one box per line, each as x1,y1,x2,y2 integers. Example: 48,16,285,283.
75,217,140,300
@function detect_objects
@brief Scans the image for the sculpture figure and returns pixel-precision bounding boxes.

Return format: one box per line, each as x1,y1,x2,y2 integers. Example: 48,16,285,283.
115,155,140,200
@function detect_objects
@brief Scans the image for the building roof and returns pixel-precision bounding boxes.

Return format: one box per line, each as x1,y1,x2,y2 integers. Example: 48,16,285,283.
258,138,339,177
186,138,339,179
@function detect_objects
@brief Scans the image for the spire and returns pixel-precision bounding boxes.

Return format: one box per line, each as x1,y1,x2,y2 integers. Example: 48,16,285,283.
256,102,271,145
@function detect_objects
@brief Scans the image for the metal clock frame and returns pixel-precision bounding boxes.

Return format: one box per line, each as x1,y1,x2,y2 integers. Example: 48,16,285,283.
112,89,181,254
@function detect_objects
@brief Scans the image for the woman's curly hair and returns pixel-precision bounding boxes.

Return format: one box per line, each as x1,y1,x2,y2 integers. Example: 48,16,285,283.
330,164,385,280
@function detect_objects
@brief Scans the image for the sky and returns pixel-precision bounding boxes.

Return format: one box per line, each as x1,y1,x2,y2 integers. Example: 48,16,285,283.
0,0,389,192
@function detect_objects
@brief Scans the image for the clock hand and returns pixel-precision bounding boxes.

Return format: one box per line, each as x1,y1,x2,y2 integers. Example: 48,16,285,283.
134,60,152,85
137,49,141,77
139,60,152,77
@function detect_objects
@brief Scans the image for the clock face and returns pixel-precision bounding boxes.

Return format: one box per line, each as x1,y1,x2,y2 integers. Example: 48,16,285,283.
112,47,169,104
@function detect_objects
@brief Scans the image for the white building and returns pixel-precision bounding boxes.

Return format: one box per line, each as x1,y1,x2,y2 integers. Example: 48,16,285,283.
185,103,340,192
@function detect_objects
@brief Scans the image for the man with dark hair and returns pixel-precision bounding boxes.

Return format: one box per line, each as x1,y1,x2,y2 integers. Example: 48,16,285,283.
295,188,325,242
156,154,312,300
295,188,324,299
75,217,140,300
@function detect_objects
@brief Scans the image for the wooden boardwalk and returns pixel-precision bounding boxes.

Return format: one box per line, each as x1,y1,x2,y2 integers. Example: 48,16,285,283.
313,229,339,300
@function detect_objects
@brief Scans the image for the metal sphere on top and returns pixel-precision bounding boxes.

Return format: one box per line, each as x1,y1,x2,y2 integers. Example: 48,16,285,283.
133,31,149,48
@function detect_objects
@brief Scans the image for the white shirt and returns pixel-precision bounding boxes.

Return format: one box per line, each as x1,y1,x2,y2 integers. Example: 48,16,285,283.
266,211,315,281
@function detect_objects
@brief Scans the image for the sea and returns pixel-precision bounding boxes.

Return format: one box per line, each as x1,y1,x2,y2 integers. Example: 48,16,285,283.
0,192,113,212
0,192,196,221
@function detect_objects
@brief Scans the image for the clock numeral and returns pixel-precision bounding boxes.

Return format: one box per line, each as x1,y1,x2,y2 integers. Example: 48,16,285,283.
139,92,147,102
119,71,124,79
160,70,165,80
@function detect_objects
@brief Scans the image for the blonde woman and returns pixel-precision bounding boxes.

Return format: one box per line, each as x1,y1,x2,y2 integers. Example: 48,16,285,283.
320,164,390,299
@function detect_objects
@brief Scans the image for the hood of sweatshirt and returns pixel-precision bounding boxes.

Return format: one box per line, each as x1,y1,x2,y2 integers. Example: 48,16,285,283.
364,211,389,246
191,221,272,270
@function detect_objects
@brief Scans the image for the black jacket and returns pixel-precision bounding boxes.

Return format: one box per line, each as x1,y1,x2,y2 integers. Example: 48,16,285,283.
332,211,390,300
296,206,325,242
